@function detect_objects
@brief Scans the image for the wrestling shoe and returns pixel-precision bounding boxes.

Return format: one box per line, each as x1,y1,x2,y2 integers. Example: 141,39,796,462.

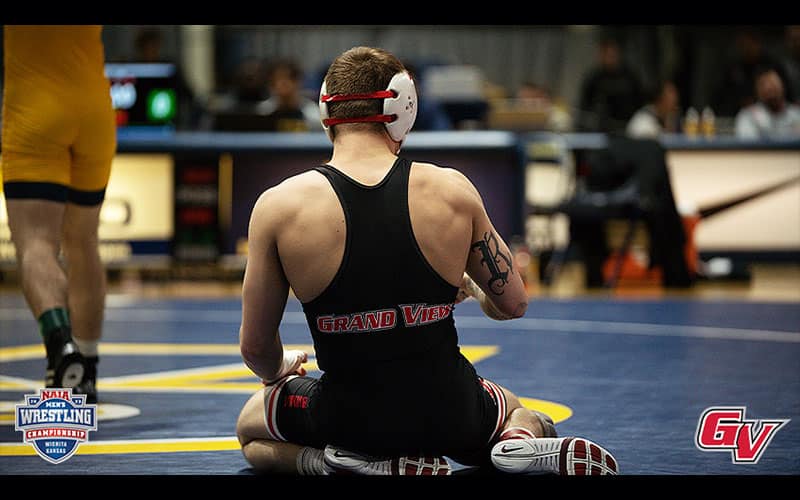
74,356,98,404
490,437,618,475
44,328,85,389
323,446,452,476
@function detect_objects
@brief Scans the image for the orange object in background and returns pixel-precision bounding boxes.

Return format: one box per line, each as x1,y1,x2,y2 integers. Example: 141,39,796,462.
682,213,700,278
603,251,662,287
603,214,699,287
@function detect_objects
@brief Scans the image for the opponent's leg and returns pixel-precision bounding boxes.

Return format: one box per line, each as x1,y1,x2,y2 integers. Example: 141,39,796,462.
236,379,326,475
6,200,67,316
62,202,105,403
5,199,84,388
488,383,618,475
67,82,116,403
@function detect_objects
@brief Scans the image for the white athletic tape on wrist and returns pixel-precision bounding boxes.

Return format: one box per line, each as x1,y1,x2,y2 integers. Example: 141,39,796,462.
464,276,485,301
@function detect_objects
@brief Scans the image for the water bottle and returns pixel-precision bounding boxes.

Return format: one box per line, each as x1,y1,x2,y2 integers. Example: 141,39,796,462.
701,106,716,138
684,107,699,138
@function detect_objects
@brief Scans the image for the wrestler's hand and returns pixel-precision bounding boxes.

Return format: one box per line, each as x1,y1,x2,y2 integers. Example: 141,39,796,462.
456,273,479,304
456,273,484,303
262,350,308,385
456,273,513,321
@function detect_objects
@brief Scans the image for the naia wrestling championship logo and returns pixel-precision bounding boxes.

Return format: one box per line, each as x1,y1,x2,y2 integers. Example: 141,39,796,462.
15,388,97,464
695,406,789,464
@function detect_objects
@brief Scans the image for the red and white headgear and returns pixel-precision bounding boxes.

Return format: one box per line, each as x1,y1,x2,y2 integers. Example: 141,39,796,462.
319,71,418,145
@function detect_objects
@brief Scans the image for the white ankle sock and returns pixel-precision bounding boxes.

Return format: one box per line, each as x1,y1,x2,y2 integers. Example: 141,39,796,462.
296,446,325,475
73,338,99,357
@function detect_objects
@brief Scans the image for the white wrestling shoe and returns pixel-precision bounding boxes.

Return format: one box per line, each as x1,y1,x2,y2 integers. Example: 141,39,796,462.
490,437,618,475
323,445,451,476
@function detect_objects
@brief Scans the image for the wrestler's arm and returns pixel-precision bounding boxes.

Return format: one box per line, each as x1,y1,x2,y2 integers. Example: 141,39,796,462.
239,187,307,383
449,169,528,320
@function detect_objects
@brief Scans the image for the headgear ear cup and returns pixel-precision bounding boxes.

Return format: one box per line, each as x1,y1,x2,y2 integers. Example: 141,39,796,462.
319,79,334,141
319,71,418,145
383,71,418,143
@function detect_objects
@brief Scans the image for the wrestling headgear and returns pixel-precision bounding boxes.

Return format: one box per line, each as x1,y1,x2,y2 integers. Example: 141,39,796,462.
319,71,417,145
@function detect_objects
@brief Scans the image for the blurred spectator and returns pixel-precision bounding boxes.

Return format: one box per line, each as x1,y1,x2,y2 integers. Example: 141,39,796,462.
403,61,453,131
254,58,321,132
713,28,789,117
516,81,572,132
626,80,681,138
131,27,204,130
209,57,272,131
735,68,800,138
781,25,800,104
577,37,645,133
134,27,164,63
569,136,693,288
212,57,270,113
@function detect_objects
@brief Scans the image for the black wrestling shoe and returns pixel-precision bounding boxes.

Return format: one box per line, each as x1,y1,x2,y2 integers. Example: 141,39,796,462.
44,328,85,389
74,356,98,404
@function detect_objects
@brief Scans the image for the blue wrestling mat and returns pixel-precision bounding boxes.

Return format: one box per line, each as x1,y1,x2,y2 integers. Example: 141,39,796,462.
1,293,798,475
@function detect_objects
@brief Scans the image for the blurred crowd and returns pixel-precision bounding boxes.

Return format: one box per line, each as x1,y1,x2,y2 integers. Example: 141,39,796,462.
112,26,800,139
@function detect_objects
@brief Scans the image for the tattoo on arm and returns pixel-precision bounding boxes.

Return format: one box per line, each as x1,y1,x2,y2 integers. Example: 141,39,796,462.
471,231,514,295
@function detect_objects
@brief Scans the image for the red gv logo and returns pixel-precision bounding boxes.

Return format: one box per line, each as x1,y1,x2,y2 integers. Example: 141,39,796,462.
695,406,789,464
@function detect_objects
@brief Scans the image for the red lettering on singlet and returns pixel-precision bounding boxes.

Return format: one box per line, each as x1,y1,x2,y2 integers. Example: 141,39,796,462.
348,314,365,332
284,395,310,409
333,317,349,332
380,310,396,328
365,312,381,330
400,304,424,326
317,316,333,332
316,304,452,333
399,303,453,327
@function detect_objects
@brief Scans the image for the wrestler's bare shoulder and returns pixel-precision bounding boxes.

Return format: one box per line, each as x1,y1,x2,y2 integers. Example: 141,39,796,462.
409,161,483,210
250,170,336,222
